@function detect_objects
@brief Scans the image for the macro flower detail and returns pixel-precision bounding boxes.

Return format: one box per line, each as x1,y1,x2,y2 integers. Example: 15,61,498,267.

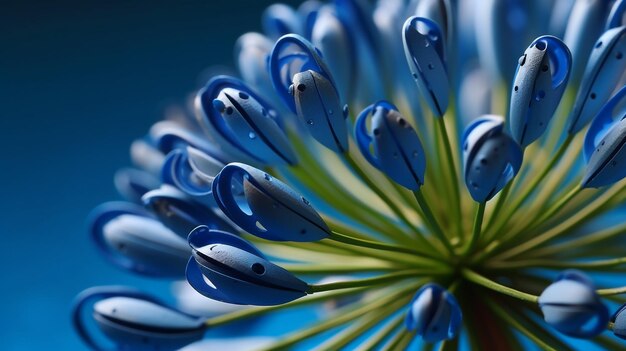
73,287,205,350
75,1,626,350
510,35,572,147
538,270,609,338
405,283,462,343
355,100,426,190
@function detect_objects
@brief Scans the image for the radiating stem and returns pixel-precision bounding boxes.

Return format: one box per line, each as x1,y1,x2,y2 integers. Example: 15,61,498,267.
464,201,486,255
307,270,421,293
413,189,455,254
355,313,406,351
435,117,463,236
462,269,538,303
328,230,441,260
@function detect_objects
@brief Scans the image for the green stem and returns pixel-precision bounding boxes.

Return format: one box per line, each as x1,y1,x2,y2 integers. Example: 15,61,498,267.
328,230,443,261
413,189,455,254
487,257,626,271
382,327,414,350
464,202,486,255
355,313,406,351
307,270,421,293
280,263,399,274
484,183,511,231
461,269,538,303
597,286,626,296
204,286,370,327
435,117,463,236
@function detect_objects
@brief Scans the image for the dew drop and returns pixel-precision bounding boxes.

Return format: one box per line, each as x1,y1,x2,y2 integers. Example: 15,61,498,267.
301,197,310,205
264,173,271,180
412,151,418,158
328,109,334,115
248,132,256,139
428,63,434,70
535,90,545,101
307,119,314,125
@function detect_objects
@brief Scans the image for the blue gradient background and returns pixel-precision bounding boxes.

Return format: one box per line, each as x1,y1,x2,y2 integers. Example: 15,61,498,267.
1,1,296,349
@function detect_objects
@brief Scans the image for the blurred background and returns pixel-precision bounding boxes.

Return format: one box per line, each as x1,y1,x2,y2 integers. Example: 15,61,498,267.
1,0,298,348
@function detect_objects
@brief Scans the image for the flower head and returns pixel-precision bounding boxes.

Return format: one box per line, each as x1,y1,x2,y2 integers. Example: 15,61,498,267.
74,1,626,350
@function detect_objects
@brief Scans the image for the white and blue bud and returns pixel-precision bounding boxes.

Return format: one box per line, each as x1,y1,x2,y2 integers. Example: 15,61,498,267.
463,116,523,202
88,202,190,278
611,303,626,340
73,287,204,351
196,76,297,166
582,86,626,188
567,26,626,134
269,34,349,153
405,283,462,343
262,3,302,39
186,227,308,306
510,36,572,147
355,101,426,190
161,146,224,202
212,163,330,242
539,270,609,338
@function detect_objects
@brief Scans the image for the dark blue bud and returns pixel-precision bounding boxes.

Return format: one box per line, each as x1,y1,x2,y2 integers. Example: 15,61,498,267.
310,6,353,102
196,76,297,166
269,34,349,153
355,101,426,190
567,26,626,134
149,121,225,159
73,286,204,351
611,303,626,339
262,3,302,39
403,16,449,117
142,185,235,238
405,283,462,343
88,202,190,278
463,116,523,202
161,147,224,201
539,270,609,338
114,168,161,204
212,163,330,242
186,226,308,305
510,36,572,147
582,86,626,188
607,0,626,30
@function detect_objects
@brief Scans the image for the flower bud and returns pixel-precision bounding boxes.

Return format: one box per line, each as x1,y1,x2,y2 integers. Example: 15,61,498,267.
405,283,462,342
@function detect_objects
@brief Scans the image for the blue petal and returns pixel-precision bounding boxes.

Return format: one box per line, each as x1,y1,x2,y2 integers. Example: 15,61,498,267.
114,168,161,204
355,101,426,190
212,163,330,242
403,16,449,117
405,283,462,342
607,0,626,30
143,185,235,238
414,0,449,40
582,116,626,188
149,121,226,160
196,76,297,165
539,270,609,338
269,34,349,153
93,296,204,350
462,116,523,202
510,36,572,147
88,202,190,278
567,27,626,134
234,32,275,95
262,3,303,39
161,147,223,202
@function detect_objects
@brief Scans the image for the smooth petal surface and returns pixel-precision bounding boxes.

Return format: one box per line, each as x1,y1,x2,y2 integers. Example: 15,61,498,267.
89,202,190,278
538,270,609,338
567,26,626,134
355,101,426,190
510,36,572,147
114,168,161,204
262,3,302,39
403,16,449,117
161,147,223,201
212,163,330,242
611,303,626,340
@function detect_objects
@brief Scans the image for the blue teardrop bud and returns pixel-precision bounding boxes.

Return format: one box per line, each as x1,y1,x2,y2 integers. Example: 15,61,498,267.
538,270,609,338
311,6,353,103
143,185,235,238
611,303,626,340
262,3,302,39
212,163,330,242
187,227,308,306
73,286,204,351
88,202,190,278
563,0,612,84
355,101,426,190
582,109,626,188
607,0,626,30
403,16,449,117
510,36,572,147
567,26,626,134
475,0,531,84
196,76,297,166
269,34,349,153
161,147,224,201
463,116,523,202
114,168,161,204
405,283,462,343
